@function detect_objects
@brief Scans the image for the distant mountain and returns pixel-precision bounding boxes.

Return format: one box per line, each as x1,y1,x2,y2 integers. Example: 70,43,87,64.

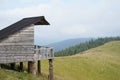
46,38,92,52
55,37,120,56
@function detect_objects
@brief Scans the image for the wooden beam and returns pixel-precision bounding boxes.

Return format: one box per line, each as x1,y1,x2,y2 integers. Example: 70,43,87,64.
20,62,23,72
50,48,54,58
38,60,41,75
10,63,15,70
28,61,36,75
0,64,1,69
28,61,30,73
49,59,54,80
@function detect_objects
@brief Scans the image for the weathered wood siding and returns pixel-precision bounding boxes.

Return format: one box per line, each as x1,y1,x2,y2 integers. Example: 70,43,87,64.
0,25,34,63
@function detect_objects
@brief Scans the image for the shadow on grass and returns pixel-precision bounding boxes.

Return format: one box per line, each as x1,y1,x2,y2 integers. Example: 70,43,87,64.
0,63,23,72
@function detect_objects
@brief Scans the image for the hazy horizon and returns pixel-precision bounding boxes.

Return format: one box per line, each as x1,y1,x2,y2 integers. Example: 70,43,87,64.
36,36,119,45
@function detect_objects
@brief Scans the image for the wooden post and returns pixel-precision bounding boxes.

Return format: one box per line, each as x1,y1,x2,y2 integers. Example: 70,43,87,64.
50,48,54,58
10,63,15,70
28,61,30,73
38,60,41,75
20,62,23,72
0,64,1,69
49,59,54,80
28,61,36,75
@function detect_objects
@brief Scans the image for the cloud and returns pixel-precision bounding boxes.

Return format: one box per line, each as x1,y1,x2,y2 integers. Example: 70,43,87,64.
0,0,120,45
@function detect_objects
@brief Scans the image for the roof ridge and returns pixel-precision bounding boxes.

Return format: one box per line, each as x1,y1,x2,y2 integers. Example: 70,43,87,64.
23,16,44,19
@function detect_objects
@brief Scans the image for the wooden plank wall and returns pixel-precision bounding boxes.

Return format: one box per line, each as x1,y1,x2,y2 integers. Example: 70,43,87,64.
0,25,34,63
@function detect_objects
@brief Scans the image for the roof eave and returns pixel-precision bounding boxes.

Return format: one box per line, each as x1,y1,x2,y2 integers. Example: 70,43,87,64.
34,16,50,25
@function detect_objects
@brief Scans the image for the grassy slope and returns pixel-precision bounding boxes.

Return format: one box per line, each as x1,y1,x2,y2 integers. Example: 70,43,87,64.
0,69,48,80
41,41,120,80
0,41,120,80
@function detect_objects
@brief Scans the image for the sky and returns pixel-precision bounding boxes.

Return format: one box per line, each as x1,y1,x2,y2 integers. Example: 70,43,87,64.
0,0,120,45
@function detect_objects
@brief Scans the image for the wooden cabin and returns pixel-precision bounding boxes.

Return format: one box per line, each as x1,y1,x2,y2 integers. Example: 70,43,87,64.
0,16,54,80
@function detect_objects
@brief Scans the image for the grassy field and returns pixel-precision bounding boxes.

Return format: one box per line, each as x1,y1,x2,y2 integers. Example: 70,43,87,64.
0,41,120,80
0,69,47,80
41,41,120,80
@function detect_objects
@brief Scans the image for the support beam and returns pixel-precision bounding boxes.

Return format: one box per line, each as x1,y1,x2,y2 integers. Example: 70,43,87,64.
38,60,41,75
10,63,15,70
50,48,54,58
49,59,54,80
28,61,36,75
28,61,30,73
20,62,23,72
0,64,1,69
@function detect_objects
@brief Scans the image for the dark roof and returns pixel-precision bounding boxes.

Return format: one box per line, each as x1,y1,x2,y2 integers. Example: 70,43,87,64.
0,16,50,41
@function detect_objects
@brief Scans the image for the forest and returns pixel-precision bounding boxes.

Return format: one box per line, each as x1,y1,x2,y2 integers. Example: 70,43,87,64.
55,37,120,57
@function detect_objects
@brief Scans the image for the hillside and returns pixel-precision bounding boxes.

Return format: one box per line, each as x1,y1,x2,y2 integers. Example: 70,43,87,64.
0,41,120,80
47,38,91,52
41,41,120,80
55,37,120,56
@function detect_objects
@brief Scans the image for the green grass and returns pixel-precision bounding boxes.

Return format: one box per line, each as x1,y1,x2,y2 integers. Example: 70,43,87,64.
0,69,48,80
0,41,120,80
41,41,120,80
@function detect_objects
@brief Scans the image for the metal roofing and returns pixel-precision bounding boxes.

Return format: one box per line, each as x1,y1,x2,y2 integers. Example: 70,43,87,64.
0,16,50,41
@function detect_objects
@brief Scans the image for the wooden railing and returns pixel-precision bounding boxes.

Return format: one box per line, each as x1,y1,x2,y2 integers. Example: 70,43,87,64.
34,45,54,60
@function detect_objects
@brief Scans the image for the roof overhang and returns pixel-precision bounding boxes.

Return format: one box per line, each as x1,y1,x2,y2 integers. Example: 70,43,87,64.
34,16,50,25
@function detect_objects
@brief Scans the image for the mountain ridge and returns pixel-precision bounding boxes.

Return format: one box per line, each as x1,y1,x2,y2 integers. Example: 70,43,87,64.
46,38,92,52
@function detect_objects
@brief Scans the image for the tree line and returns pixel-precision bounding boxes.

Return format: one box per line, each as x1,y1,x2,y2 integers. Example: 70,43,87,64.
55,37,120,57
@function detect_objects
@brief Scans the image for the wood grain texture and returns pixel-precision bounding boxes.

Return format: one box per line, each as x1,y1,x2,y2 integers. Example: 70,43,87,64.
0,25,34,63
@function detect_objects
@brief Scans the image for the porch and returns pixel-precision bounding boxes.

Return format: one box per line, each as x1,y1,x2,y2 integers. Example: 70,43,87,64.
34,45,54,60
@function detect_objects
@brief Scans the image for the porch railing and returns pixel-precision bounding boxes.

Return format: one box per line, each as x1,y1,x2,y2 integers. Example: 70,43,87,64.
34,45,54,60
